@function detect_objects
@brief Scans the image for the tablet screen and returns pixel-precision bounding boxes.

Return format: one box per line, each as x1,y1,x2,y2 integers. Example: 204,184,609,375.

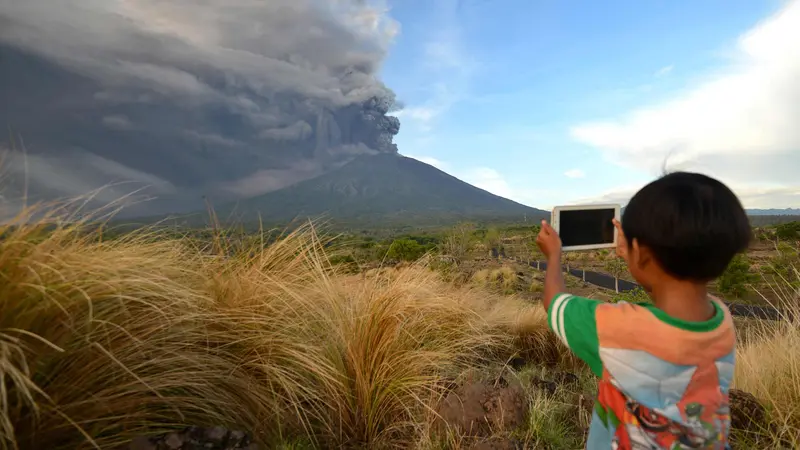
559,208,616,247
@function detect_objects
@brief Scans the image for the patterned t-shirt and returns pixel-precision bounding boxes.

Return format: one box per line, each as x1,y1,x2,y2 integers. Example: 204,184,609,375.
547,294,735,450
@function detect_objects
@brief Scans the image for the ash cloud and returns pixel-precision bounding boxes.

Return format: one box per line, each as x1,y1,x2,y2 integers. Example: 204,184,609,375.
0,0,401,215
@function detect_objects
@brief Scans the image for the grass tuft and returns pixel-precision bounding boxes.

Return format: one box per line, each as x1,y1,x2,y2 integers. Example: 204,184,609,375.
0,203,797,449
0,206,550,449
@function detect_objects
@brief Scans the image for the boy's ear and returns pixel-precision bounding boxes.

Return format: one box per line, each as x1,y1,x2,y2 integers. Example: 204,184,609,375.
631,238,652,268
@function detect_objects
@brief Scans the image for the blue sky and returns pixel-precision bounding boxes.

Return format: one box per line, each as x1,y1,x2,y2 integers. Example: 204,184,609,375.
381,0,800,209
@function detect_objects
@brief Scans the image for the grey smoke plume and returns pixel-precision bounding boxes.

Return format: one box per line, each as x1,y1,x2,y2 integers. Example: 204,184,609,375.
0,0,401,215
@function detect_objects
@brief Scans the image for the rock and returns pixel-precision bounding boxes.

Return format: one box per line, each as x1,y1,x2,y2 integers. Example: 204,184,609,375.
128,427,255,450
435,376,528,437
229,430,246,443
729,389,766,433
507,356,527,371
529,377,557,396
164,433,184,449
130,436,157,450
553,372,579,386
205,426,227,443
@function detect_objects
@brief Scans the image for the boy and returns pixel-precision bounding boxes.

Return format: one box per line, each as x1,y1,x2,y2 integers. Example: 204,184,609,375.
536,172,751,450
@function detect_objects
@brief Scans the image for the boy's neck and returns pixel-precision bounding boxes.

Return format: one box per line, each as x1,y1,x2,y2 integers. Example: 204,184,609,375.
650,280,715,322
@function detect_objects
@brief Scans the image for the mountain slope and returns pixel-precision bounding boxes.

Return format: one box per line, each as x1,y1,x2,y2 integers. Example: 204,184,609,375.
746,208,800,216
219,154,547,227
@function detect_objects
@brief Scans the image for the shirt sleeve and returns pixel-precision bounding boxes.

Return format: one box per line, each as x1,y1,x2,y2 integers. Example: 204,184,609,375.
547,293,604,377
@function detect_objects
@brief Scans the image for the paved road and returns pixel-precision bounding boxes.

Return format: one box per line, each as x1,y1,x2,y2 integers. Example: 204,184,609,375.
516,258,786,321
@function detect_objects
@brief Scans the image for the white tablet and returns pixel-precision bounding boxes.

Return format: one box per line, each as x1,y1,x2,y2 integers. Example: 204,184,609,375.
551,203,621,251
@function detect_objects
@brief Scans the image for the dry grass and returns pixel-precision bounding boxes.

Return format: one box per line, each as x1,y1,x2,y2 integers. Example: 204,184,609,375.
0,207,550,450
733,261,800,446
1,202,799,449
470,267,517,295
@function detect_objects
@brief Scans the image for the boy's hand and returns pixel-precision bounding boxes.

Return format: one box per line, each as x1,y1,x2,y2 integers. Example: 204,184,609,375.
612,219,629,262
536,220,562,261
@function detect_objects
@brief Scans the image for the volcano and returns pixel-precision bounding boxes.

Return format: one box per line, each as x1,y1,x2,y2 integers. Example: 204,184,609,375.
212,154,547,228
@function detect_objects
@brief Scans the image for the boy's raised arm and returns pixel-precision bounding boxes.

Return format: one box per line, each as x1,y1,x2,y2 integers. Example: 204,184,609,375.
536,220,604,377
543,254,566,311
536,220,566,311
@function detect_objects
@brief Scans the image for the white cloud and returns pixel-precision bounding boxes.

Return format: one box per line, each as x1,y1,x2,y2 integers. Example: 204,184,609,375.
655,65,674,77
101,115,133,130
402,155,563,208
404,154,447,170
462,167,515,200
574,181,800,209
564,169,585,179
457,166,553,207
390,106,440,126
570,0,800,207
390,2,474,130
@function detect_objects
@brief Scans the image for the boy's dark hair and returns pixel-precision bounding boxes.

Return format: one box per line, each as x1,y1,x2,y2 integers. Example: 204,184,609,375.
622,171,752,281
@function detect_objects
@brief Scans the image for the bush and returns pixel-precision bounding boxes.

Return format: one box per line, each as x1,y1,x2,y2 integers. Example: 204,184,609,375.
604,257,628,292
484,227,505,253
386,238,426,261
611,287,651,304
438,223,475,264
718,254,757,298
776,221,800,241
328,253,359,273
765,243,799,288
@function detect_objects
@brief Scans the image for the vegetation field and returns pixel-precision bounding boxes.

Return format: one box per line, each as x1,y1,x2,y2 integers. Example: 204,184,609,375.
1,206,799,449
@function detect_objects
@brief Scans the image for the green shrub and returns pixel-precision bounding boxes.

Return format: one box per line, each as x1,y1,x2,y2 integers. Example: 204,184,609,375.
765,244,799,288
329,254,359,273
604,257,628,292
386,239,426,261
329,254,356,265
776,221,800,241
718,254,757,298
611,287,651,304
438,223,476,264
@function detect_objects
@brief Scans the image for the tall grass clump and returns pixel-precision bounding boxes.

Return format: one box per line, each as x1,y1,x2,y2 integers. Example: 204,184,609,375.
734,254,800,446
470,267,517,295
0,206,273,450
0,204,549,449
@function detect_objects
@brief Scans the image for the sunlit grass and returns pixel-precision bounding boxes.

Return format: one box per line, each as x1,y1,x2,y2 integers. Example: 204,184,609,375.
0,204,551,449
0,201,797,449
733,258,800,447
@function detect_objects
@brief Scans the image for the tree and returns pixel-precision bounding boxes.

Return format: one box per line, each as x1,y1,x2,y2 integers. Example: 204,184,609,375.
485,227,502,258
718,254,757,298
386,239,426,261
577,251,591,281
563,252,573,272
604,257,628,293
612,287,651,304
527,235,544,268
438,223,475,265
776,221,800,242
765,243,799,288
